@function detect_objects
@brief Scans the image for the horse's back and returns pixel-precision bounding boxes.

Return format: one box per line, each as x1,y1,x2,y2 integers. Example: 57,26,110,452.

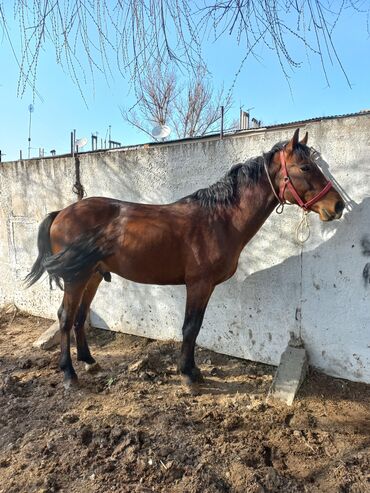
49,196,198,285
50,197,123,251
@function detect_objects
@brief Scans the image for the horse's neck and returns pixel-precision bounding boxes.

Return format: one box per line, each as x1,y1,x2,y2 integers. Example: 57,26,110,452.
229,177,278,248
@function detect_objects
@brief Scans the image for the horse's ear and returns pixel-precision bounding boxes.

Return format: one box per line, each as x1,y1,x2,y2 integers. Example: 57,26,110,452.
285,128,300,154
300,131,308,145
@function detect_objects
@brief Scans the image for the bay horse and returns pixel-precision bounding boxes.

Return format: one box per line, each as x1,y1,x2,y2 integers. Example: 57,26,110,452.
26,129,345,389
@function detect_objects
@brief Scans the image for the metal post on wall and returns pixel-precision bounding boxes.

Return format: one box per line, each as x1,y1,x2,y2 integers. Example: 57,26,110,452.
71,129,76,157
109,140,121,149
28,104,34,159
239,110,249,130
220,105,224,139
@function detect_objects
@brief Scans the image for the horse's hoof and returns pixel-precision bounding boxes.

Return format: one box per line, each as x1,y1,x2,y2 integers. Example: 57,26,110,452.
191,367,204,383
180,367,204,395
181,367,204,383
179,366,204,384
85,362,102,374
63,376,79,390
181,375,202,395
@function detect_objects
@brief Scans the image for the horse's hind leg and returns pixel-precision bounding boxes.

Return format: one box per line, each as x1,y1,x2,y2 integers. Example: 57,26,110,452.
178,281,214,387
59,279,89,388
74,272,103,372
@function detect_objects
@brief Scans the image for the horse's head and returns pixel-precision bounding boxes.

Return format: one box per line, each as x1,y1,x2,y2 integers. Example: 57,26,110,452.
271,129,344,221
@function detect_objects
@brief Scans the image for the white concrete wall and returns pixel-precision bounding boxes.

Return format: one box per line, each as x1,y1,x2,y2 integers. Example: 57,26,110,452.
1,114,369,383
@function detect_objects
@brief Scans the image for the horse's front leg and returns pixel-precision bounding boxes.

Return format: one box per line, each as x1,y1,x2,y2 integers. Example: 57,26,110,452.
178,281,214,387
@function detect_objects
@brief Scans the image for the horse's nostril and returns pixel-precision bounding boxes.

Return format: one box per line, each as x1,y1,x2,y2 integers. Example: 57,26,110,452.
335,201,345,215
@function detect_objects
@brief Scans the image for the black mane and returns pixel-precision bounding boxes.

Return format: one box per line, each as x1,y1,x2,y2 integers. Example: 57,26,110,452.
189,140,311,209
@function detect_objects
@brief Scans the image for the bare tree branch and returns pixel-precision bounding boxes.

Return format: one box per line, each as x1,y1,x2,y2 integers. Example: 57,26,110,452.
173,65,233,137
122,61,233,139
1,1,369,96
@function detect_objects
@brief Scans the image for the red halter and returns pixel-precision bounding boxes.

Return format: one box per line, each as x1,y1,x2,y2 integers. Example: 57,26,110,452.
278,150,333,212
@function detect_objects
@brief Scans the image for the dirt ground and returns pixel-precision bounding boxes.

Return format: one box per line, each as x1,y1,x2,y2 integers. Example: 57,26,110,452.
0,306,369,493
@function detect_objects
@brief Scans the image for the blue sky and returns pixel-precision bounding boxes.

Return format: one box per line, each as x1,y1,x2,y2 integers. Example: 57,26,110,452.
0,4,369,162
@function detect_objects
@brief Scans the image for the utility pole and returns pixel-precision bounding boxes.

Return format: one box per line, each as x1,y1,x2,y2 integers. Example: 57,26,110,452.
28,104,34,159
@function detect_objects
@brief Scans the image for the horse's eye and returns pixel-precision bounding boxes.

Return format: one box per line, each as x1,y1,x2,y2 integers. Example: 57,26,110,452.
300,164,311,172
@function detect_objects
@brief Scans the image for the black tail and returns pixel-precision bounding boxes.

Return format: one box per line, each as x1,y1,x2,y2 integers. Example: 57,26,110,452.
25,211,60,288
42,231,112,285
26,213,113,290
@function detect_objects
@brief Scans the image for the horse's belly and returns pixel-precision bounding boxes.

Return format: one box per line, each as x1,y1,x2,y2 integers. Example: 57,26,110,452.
112,267,185,285
105,251,185,285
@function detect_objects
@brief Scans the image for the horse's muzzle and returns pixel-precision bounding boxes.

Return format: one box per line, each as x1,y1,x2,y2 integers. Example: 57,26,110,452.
335,200,345,217
320,200,345,221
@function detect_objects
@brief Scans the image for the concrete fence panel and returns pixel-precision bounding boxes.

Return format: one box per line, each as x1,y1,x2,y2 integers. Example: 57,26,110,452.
0,113,369,382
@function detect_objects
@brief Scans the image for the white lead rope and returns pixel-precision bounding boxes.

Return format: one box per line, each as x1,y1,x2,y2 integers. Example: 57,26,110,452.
296,210,310,244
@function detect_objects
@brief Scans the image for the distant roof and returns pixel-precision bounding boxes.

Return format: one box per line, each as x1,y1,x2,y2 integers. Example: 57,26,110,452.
263,109,370,130
148,109,370,146
4,109,370,163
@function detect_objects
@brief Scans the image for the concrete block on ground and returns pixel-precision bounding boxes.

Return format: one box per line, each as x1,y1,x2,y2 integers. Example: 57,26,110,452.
33,312,91,350
268,341,308,406
33,320,60,350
